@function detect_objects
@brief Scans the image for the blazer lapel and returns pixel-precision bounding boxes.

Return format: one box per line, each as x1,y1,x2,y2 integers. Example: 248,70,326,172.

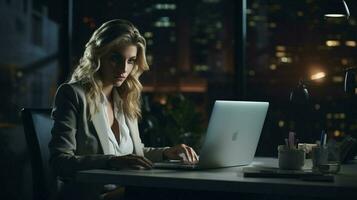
91,106,110,154
126,116,144,156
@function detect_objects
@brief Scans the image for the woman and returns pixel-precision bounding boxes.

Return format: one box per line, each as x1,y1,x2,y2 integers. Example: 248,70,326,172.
49,19,198,199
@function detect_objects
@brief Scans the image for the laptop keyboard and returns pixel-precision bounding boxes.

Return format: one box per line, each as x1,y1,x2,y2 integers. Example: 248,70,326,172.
153,160,199,170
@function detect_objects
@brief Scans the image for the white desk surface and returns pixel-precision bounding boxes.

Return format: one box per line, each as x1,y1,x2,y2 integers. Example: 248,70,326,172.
76,157,357,198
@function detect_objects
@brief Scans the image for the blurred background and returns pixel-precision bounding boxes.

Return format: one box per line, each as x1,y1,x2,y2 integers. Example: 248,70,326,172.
1,0,357,199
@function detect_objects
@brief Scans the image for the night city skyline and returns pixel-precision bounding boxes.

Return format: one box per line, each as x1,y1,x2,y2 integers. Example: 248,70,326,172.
1,0,357,154
70,0,357,152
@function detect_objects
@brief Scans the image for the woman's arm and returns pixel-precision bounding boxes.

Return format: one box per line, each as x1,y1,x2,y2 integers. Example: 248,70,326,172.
48,84,114,179
143,146,170,162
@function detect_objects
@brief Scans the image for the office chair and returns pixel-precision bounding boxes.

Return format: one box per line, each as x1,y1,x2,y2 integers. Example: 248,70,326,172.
21,108,57,200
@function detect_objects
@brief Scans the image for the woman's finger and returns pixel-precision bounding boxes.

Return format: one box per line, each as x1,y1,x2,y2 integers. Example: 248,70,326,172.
140,156,154,167
181,146,193,163
130,156,153,169
186,147,199,163
128,154,153,167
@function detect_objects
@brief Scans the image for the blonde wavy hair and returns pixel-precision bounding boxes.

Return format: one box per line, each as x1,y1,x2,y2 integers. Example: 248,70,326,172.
69,19,149,119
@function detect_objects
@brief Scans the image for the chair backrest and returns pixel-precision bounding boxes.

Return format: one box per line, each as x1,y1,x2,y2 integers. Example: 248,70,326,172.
21,108,54,200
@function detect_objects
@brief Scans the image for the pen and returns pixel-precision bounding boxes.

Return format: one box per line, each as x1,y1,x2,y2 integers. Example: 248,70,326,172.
320,130,325,146
323,133,327,147
289,131,295,149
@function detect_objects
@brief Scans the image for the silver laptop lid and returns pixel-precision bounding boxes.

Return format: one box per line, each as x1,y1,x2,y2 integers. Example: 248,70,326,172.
198,101,269,168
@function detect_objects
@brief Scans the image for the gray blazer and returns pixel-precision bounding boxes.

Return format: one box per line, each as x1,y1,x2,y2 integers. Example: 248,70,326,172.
49,82,168,178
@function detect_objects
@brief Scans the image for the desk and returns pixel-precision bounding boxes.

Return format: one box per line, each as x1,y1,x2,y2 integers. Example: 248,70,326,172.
76,157,357,199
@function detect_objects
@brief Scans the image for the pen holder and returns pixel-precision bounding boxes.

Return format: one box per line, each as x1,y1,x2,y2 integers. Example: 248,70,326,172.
311,146,340,174
278,145,305,170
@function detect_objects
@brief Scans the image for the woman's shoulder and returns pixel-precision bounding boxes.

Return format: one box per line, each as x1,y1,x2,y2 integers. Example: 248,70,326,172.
56,81,86,99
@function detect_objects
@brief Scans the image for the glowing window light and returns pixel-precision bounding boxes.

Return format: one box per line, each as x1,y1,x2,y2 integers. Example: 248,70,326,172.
332,76,344,82
334,130,341,137
269,23,276,28
276,46,286,51
154,20,175,28
326,40,340,47
155,4,176,10
276,52,286,57
280,57,292,63
278,120,285,127
311,72,326,80
345,40,357,47
144,32,153,38
270,64,277,70
315,104,321,110
194,65,209,72
341,58,349,65
249,21,256,27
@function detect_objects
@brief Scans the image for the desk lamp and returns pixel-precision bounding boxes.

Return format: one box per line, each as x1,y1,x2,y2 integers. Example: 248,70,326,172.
324,0,350,19
325,0,356,161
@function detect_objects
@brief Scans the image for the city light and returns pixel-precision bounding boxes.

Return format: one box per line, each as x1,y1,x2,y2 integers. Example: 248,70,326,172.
341,58,349,65
334,130,341,137
270,64,277,70
278,120,285,127
326,40,340,47
310,72,326,80
155,4,176,10
280,57,292,63
275,52,285,57
345,40,357,47
194,65,209,72
269,23,277,28
276,46,286,51
154,17,175,28
332,76,344,83
144,32,153,38
249,21,256,27
297,11,304,16
314,104,320,110
326,113,332,119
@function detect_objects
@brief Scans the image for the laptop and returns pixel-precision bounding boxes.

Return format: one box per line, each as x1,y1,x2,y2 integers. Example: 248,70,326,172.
154,100,269,170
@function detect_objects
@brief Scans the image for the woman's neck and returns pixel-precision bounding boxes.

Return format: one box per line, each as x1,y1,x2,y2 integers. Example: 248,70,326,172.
102,83,114,101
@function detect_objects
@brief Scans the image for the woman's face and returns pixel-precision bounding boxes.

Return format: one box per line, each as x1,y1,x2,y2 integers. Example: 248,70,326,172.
100,44,137,87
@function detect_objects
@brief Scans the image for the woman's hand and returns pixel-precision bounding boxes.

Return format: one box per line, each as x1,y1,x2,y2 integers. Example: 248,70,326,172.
107,154,153,170
163,144,199,164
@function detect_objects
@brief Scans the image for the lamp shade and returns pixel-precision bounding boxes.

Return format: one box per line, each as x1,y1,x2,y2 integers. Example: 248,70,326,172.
324,0,350,19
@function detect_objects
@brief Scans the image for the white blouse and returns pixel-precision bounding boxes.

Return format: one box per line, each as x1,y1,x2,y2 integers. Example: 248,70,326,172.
101,89,134,156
